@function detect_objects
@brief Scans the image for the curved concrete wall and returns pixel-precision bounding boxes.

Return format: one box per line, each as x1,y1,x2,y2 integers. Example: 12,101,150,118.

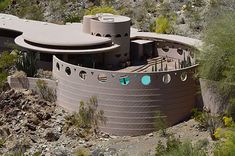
53,56,198,136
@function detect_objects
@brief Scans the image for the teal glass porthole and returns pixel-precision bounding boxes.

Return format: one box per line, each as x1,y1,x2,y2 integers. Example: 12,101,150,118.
119,76,130,85
141,75,151,85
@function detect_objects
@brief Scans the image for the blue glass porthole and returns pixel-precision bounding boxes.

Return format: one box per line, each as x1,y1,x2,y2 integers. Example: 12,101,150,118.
141,75,151,85
119,76,130,85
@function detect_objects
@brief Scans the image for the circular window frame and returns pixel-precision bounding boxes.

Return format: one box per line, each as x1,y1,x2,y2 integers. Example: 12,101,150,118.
162,74,171,84
96,33,101,37
180,72,187,82
98,73,107,83
162,46,170,52
177,48,183,55
79,70,87,80
65,67,71,76
119,75,130,86
56,62,60,71
141,75,151,86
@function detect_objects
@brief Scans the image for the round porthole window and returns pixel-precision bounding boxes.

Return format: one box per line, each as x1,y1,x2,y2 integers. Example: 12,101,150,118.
79,70,87,80
162,46,169,52
180,72,187,81
162,74,171,84
98,73,107,83
141,75,151,85
177,48,183,55
65,67,71,76
119,75,130,86
56,62,60,71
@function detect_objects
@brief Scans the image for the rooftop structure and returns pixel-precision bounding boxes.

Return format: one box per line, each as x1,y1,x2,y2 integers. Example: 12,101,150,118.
1,13,201,136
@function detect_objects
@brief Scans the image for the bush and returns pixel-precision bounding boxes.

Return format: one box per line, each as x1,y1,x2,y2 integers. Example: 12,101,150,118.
191,109,223,140
0,51,18,88
154,111,168,136
64,96,106,135
0,0,11,11
74,148,91,156
85,6,118,15
199,12,235,113
214,129,235,156
36,79,56,102
156,135,207,156
155,16,174,34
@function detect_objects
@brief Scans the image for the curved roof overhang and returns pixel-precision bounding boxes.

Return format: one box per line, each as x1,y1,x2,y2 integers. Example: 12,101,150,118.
15,36,120,54
130,31,202,49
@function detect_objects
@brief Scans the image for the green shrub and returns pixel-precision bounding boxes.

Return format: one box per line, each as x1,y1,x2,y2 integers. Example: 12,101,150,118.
156,136,207,156
36,79,56,102
0,51,18,88
214,129,235,156
64,10,85,23
85,6,118,15
74,148,91,156
0,0,11,11
199,12,235,94
155,16,174,34
191,109,223,140
0,139,5,148
154,111,168,136
64,96,106,134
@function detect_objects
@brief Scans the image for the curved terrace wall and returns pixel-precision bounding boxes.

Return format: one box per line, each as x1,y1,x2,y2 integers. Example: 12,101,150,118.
53,56,198,136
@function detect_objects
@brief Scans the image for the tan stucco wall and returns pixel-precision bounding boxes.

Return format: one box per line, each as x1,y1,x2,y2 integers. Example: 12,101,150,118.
53,56,198,136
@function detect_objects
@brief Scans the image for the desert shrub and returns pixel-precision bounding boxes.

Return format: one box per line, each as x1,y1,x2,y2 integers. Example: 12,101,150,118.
74,148,91,156
155,16,174,34
223,116,234,127
156,136,207,156
0,139,5,148
36,79,56,103
0,0,11,11
0,51,18,88
154,111,168,136
214,129,235,156
64,10,85,23
64,96,106,134
9,0,44,21
16,51,38,77
155,135,181,156
199,12,235,118
191,109,223,140
85,6,118,15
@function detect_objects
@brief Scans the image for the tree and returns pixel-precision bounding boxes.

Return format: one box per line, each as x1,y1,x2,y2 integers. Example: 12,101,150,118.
199,12,235,116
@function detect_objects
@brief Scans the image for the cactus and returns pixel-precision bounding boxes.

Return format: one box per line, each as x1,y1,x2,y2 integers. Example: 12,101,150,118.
16,51,38,77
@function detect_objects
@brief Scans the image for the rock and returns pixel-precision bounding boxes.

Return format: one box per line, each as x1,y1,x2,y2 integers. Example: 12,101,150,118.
102,133,110,139
44,130,60,142
147,133,154,137
25,123,37,131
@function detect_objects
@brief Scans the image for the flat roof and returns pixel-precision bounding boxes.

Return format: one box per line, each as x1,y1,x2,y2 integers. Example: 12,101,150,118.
15,35,120,54
130,31,202,48
22,25,111,47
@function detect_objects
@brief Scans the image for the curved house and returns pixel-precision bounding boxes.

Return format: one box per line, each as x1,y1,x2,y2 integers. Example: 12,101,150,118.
0,13,201,136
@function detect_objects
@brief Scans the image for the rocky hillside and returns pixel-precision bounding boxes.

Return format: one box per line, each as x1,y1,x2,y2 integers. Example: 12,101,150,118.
3,0,235,39
0,89,213,155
